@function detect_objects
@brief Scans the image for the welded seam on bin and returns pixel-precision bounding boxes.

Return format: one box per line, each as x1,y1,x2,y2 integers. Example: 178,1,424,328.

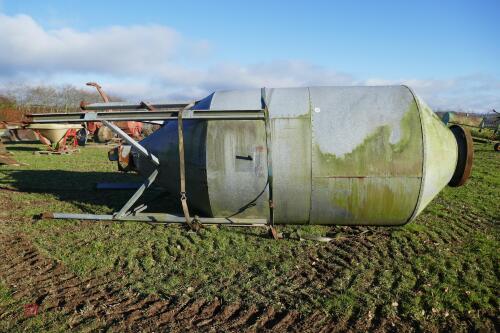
262,87,274,226
307,87,313,224
403,85,426,224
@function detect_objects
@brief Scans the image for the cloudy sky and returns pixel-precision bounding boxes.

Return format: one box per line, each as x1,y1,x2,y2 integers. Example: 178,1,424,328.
0,0,499,112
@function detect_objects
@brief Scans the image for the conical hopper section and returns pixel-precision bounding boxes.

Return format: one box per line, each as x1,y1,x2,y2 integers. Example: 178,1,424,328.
28,124,82,144
413,97,472,216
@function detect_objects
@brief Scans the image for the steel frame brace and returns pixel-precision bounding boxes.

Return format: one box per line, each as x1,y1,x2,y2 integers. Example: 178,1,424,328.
31,104,270,227
102,120,159,166
27,109,265,123
83,101,192,111
41,212,268,226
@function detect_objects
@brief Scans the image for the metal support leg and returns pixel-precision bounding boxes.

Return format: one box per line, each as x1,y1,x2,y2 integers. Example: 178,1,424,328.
114,169,159,218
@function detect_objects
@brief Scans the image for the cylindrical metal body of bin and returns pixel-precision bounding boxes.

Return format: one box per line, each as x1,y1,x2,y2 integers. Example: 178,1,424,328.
133,86,465,225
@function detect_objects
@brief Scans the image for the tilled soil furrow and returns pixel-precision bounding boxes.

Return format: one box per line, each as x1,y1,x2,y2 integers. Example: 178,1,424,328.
432,225,456,244
124,296,159,317
448,220,473,236
229,305,262,329
155,299,193,327
212,302,242,323
98,296,162,331
265,310,300,331
2,252,39,270
296,310,330,332
402,234,422,255
2,257,39,276
247,306,276,330
175,298,206,321
438,224,463,243
128,299,173,330
34,269,73,287
95,295,145,318
366,305,386,332
143,299,172,317
458,215,481,230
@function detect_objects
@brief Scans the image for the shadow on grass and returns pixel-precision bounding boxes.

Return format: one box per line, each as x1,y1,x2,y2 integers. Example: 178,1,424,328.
6,146,42,152
0,169,349,240
3,140,40,145
0,169,182,215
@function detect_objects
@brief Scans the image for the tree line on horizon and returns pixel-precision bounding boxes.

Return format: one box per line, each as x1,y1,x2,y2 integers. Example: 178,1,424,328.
0,84,123,111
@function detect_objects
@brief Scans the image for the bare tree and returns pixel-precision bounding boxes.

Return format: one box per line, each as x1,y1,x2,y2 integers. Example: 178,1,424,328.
0,95,15,108
1,84,123,110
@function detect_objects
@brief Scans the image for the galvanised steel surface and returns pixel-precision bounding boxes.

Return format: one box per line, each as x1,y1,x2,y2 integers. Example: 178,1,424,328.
136,119,213,216
131,85,463,225
414,98,458,216
206,89,270,219
307,86,423,225
267,87,311,224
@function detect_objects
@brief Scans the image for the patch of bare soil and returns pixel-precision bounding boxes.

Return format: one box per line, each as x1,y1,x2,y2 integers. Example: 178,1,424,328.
0,227,307,332
0,199,498,332
1,221,497,332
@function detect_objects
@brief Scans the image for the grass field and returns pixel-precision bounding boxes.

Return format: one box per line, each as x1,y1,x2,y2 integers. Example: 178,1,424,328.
0,141,498,332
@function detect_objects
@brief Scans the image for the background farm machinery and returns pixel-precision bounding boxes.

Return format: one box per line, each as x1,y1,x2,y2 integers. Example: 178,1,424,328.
77,82,143,146
0,83,148,154
441,110,500,151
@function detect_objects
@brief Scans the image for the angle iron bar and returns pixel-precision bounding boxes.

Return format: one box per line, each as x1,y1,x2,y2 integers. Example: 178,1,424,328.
132,204,148,214
27,110,265,123
43,212,268,226
82,101,192,111
102,120,160,166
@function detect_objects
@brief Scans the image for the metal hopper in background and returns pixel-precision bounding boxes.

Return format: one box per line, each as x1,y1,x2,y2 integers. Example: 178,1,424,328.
26,85,473,230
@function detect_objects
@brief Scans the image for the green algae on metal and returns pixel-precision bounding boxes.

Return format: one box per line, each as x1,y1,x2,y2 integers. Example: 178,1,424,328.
313,101,423,178
415,100,458,215
206,120,270,219
311,177,421,225
309,101,424,225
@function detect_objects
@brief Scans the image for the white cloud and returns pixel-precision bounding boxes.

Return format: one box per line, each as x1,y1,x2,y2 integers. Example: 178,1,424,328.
364,75,500,112
0,12,498,112
0,13,185,75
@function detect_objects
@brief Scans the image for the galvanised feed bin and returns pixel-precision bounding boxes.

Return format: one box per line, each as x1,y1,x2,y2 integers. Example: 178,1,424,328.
132,85,472,226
